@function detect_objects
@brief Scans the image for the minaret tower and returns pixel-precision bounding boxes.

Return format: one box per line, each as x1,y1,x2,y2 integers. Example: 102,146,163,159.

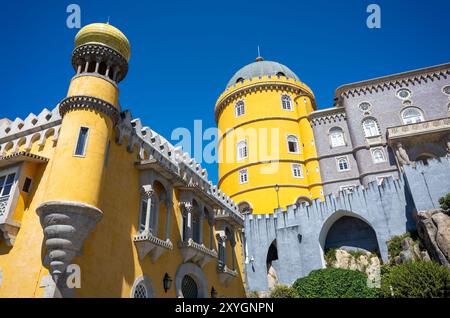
216,57,323,214
37,23,130,283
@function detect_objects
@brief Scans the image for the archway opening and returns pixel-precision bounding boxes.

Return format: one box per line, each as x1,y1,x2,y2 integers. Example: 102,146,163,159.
266,240,279,290
324,216,379,254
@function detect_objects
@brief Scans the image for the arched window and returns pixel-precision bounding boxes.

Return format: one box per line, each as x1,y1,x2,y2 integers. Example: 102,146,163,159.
329,127,345,147
276,72,286,77
362,118,380,137
371,148,386,163
401,107,424,124
287,135,300,153
336,156,350,171
131,276,154,298
281,95,293,110
235,100,245,117
192,201,201,243
238,201,253,215
235,77,244,84
236,140,248,161
181,275,198,298
295,196,311,207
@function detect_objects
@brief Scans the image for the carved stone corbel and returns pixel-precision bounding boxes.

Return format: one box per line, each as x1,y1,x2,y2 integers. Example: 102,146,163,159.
37,201,103,283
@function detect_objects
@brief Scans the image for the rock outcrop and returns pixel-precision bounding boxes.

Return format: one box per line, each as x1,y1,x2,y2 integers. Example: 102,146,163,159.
393,237,430,264
327,249,380,284
416,209,450,268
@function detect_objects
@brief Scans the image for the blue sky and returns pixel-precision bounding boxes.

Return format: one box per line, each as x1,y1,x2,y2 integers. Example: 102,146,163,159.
1,0,449,183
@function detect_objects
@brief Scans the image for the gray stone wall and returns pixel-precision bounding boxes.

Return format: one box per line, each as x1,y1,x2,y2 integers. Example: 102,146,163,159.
312,64,450,196
244,158,450,293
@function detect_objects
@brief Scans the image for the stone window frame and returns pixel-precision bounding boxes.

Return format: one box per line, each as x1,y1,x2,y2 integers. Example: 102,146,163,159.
238,168,248,184
234,100,246,118
236,139,248,161
336,156,351,172
286,134,300,154
281,94,293,111
358,101,372,112
442,85,450,95
361,117,381,138
73,126,90,158
130,275,155,298
396,88,412,100
291,163,303,179
400,106,425,125
237,201,253,215
328,126,346,148
371,147,387,164
175,263,208,298
339,185,356,193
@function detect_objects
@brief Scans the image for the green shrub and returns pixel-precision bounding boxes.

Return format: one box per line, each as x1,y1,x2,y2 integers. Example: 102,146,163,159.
292,268,380,298
246,291,260,298
269,285,299,298
439,193,450,215
381,261,450,298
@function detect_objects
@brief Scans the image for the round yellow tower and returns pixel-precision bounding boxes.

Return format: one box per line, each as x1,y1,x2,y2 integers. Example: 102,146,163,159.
37,23,130,282
216,57,323,214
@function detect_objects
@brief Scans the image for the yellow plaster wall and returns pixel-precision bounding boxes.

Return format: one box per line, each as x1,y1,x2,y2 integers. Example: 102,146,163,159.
217,77,323,214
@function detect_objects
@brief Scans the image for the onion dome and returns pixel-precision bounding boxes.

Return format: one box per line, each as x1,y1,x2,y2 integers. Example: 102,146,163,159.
75,23,130,61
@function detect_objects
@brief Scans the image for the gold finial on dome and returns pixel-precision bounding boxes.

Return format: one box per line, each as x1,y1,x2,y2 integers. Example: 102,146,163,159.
75,23,131,61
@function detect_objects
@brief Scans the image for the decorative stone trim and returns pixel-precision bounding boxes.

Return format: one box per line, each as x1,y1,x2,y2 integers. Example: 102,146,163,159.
178,238,218,268
387,117,450,143
310,108,347,125
133,232,173,262
0,222,20,246
59,95,119,124
36,201,103,282
215,81,315,123
215,208,244,228
71,43,128,82
335,63,450,98
217,262,238,286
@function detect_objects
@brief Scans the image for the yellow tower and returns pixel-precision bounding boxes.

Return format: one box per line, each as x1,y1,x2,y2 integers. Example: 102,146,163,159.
36,23,130,283
216,57,323,214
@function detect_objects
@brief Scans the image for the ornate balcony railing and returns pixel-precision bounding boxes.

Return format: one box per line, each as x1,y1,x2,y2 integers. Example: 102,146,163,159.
387,117,450,142
0,196,9,217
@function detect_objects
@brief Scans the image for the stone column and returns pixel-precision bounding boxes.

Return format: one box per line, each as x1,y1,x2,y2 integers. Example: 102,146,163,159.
179,201,193,241
141,185,154,235
165,198,172,241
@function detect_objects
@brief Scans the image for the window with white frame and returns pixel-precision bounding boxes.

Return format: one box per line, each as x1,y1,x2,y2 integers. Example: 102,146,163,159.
401,107,424,124
74,126,89,156
281,95,293,110
396,88,411,100
287,135,300,153
371,148,386,163
0,173,16,198
138,197,148,233
236,140,248,161
235,100,245,117
336,156,350,172
362,118,380,137
291,164,303,178
340,185,356,193
329,127,345,147
238,169,248,184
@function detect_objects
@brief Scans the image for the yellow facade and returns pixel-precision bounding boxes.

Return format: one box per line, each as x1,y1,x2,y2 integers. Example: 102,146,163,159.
0,23,245,298
216,69,324,214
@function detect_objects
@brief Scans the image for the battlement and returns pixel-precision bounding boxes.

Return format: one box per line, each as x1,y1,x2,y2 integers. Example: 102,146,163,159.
214,75,315,122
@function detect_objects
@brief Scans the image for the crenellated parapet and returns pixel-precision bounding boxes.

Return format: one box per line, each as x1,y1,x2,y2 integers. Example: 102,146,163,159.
244,157,450,292
214,75,315,123
335,63,449,99
116,110,243,224
0,106,61,155
310,107,346,126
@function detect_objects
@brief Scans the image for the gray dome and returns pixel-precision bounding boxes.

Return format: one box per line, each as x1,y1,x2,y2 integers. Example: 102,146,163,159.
227,59,299,88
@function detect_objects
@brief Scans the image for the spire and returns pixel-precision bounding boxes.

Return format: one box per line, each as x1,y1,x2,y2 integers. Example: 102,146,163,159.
256,45,264,62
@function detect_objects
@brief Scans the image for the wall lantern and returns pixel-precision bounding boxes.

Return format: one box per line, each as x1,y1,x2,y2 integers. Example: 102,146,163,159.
211,286,218,298
163,273,172,293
